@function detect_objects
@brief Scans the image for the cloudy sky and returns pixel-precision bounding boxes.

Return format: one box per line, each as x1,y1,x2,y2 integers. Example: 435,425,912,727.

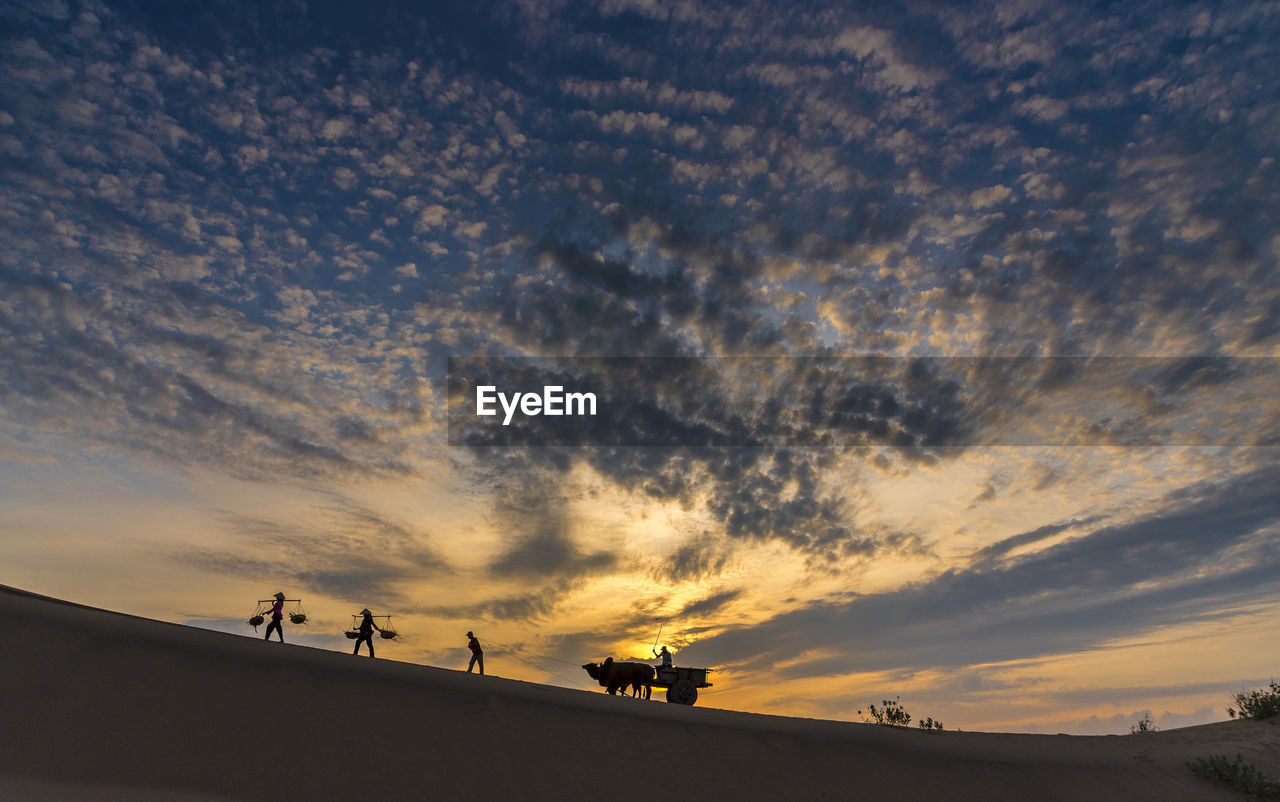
2,0,1278,734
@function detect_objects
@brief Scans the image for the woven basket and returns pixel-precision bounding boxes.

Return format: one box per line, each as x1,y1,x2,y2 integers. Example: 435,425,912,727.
248,615,264,627
379,629,398,640
344,630,359,639
290,613,307,625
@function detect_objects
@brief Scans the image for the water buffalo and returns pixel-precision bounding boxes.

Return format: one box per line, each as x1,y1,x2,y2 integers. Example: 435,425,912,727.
582,657,654,699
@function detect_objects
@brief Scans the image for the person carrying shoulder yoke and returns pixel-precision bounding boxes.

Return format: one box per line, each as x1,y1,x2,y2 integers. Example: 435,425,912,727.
353,608,380,657
264,592,286,643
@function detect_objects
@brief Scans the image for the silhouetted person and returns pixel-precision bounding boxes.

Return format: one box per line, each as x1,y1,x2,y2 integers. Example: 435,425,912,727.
466,631,484,674
353,608,380,657
264,592,286,643
653,645,672,668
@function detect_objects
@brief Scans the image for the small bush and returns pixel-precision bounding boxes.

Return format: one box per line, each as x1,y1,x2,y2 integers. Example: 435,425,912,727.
858,697,943,730
1229,680,1280,721
1187,754,1280,798
1130,712,1157,734
859,697,911,727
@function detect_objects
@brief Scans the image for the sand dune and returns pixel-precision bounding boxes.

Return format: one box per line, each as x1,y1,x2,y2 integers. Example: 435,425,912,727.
1,585,1275,801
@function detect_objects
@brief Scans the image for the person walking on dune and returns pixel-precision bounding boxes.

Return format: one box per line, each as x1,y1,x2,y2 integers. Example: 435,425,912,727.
466,631,484,675
353,608,380,658
264,592,286,643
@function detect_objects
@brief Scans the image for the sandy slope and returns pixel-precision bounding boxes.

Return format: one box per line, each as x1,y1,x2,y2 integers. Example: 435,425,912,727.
1,585,1275,801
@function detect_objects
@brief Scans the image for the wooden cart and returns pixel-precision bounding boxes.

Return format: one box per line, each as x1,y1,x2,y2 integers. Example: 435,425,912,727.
651,666,713,705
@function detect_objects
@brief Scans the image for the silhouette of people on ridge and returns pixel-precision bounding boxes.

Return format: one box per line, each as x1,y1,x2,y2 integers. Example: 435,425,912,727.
353,608,381,657
466,631,484,674
264,592,286,642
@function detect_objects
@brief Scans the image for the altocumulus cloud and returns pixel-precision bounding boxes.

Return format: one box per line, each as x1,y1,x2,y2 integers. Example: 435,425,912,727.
1,0,1277,727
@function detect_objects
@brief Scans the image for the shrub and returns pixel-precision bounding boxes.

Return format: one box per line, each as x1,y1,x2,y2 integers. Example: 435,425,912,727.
1228,680,1280,721
859,697,911,727
1130,712,1157,734
858,697,943,730
1187,754,1280,798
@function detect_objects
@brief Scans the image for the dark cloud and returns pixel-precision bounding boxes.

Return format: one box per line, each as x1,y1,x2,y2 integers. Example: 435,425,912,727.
537,627,649,666
655,533,733,582
683,464,1280,674
170,501,448,606
423,582,567,624
426,578,666,630
488,526,617,581
674,589,742,620
410,489,628,625
485,489,618,580
4,0,1275,484
967,516,1104,569
500,444,855,558
449,352,1274,569
0,264,420,481
1027,462,1060,492
970,481,998,507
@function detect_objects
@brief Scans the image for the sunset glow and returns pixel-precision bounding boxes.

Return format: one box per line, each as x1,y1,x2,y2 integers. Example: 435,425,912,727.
2,0,1277,735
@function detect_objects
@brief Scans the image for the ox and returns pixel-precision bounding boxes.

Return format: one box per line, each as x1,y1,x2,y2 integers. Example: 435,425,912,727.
582,657,654,699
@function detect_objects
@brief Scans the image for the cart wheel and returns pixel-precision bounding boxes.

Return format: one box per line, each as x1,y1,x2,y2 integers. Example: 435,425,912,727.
667,681,698,706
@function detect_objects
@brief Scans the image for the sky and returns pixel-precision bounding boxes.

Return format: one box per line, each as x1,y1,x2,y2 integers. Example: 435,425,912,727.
1,0,1278,734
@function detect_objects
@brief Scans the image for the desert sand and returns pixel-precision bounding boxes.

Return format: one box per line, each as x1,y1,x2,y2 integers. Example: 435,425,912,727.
1,584,1275,801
